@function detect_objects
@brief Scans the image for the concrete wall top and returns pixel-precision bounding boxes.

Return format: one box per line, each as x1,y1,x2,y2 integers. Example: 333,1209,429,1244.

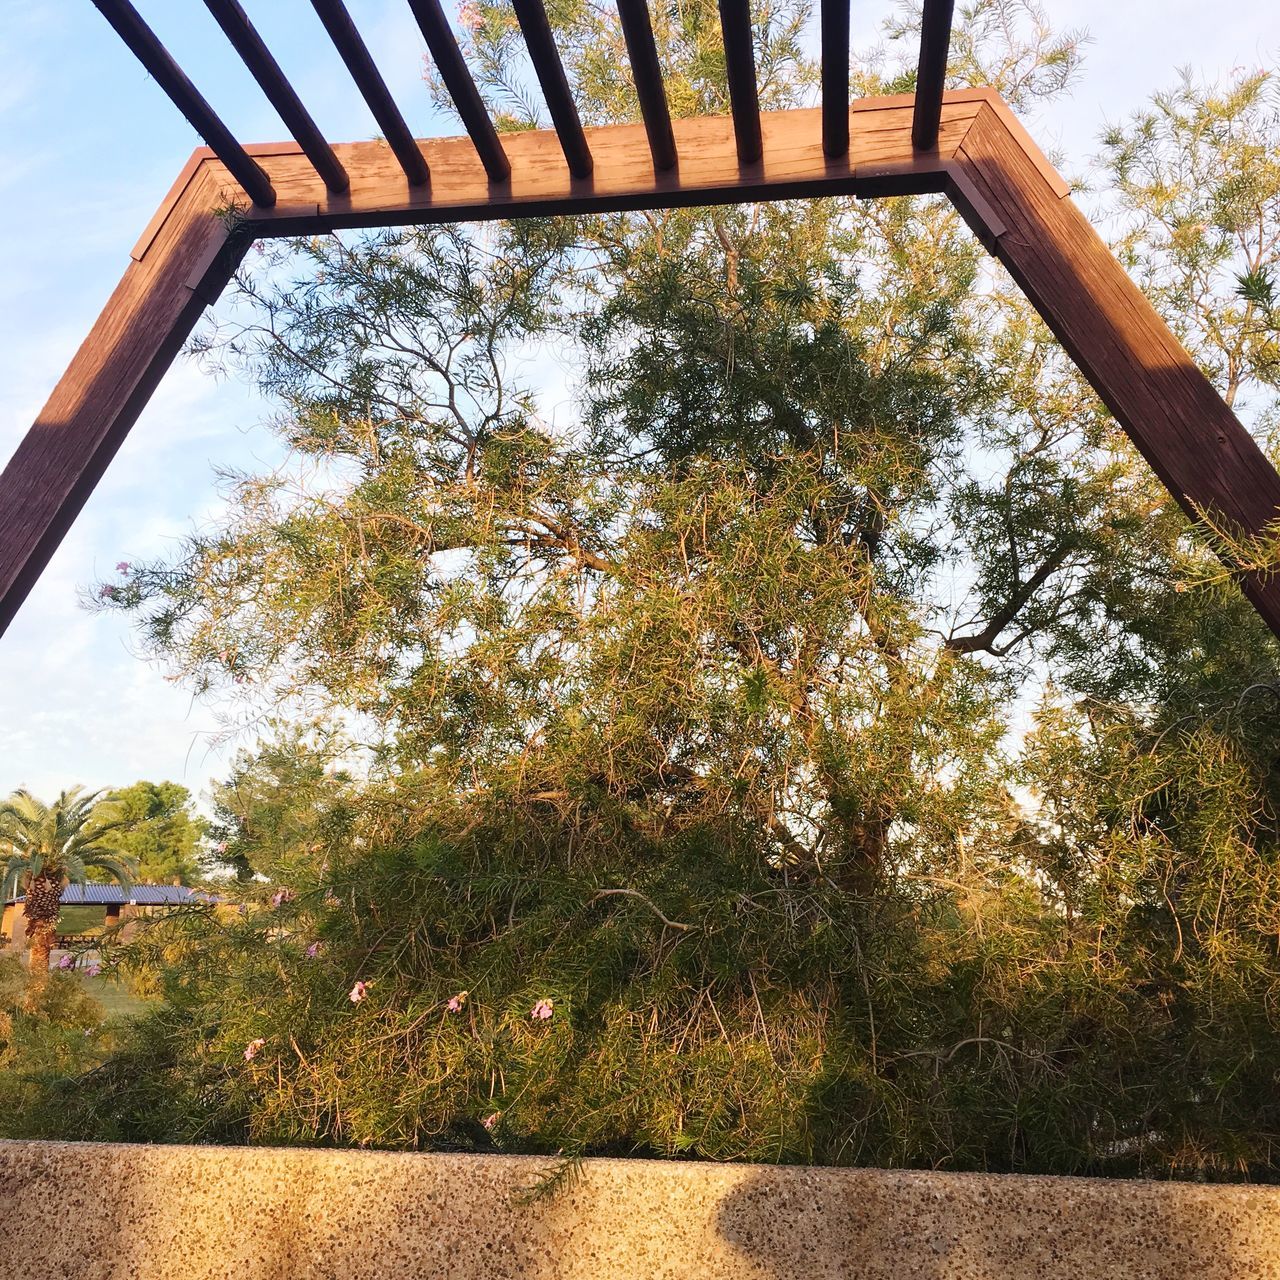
1,1139,1278,1279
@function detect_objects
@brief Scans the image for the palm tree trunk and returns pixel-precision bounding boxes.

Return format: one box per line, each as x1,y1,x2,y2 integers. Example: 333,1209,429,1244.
23,873,62,1007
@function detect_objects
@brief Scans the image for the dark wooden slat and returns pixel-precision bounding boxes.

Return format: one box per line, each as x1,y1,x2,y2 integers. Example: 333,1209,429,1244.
89,0,276,206
617,0,678,172
820,0,850,157
309,0,430,186
912,0,955,150
718,0,762,165
406,0,511,183
511,0,593,178
204,0,349,194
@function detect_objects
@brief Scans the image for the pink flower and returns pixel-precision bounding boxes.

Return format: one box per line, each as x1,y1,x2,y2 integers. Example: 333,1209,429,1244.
530,998,554,1021
116,561,131,573
457,0,482,32
244,1037,266,1062
99,584,118,600
446,991,467,1013
57,954,75,970
305,941,322,959
482,1112,500,1131
270,888,295,909
214,840,228,854
349,980,369,1004
86,964,101,978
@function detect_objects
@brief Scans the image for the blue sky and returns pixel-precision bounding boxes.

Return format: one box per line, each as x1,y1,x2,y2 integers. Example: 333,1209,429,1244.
1,0,1277,806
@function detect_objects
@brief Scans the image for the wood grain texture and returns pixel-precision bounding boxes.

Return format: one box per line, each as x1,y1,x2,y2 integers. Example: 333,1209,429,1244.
6,88,1280,643
952,100,1280,634
0,169,243,636
215,98,981,237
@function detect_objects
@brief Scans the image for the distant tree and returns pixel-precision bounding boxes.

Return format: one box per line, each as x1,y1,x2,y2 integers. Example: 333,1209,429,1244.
203,730,354,885
95,781,205,885
0,789,135,1000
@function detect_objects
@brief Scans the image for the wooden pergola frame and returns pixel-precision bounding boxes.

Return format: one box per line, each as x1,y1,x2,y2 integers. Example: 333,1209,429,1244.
4,0,1280,640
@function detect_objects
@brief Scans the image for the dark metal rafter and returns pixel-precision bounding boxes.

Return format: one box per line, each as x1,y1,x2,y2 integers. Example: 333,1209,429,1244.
718,0,763,165
203,0,349,193
91,0,958,193
913,0,956,150
820,0,850,157
512,0,593,178
89,0,276,207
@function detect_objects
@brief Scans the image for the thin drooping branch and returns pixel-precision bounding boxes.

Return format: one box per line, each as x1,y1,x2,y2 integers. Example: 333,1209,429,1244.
589,887,693,931
946,541,1075,654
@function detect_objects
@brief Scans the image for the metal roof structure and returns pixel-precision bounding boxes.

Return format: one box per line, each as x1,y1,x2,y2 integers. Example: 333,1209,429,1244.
5,883,218,908
2,0,1279,639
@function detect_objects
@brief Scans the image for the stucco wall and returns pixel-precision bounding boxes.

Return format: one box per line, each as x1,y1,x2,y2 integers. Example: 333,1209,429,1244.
1,1139,1278,1279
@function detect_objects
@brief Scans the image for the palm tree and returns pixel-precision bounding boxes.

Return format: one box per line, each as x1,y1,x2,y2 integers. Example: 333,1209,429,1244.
0,788,136,1000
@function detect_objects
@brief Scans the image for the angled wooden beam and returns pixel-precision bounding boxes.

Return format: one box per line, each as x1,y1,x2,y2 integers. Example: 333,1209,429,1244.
718,0,763,166
820,0,851,158
512,0,593,179
0,165,243,636
89,0,276,207
203,0,349,193
5,90,1280,644
309,0,430,187
617,0,678,173
949,92,1280,632
407,0,511,183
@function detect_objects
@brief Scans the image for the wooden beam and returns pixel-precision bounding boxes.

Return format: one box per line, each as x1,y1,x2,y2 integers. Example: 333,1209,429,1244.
89,0,276,207
309,0,429,187
512,0,593,179
227,97,976,234
0,97,975,637
7,89,1280,646
617,0,678,173
407,0,511,183
820,0,851,158
912,0,955,151
949,92,1280,633
0,167,242,637
718,0,763,165
203,0,349,193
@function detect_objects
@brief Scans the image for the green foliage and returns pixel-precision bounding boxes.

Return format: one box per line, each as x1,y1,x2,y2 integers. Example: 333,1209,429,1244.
94,780,205,885
48,8,1280,1180
0,959,111,1138
0,787,137,903
41,754,1280,1177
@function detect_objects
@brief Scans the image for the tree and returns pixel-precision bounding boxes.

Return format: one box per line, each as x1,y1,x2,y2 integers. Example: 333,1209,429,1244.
95,781,205,885
0,789,135,1000
70,9,1280,1175
203,729,355,884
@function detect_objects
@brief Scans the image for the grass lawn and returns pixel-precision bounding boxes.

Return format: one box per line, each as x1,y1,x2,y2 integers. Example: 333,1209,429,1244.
57,905,107,935
78,973,151,1020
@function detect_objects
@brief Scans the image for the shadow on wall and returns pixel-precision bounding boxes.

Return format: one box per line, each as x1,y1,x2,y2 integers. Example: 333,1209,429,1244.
3,1140,1280,1279
716,1166,1280,1280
